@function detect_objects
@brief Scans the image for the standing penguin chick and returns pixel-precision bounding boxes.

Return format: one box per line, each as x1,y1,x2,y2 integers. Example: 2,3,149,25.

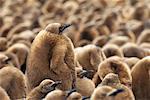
26,23,76,91
98,56,132,88
0,86,10,100
0,66,26,100
131,56,150,100
27,79,61,100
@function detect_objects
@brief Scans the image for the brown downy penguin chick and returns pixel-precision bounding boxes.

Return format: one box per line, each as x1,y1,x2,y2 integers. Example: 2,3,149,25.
0,86,10,100
26,23,76,92
90,86,115,100
76,69,95,97
131,56,150,100
107,86,135,100
99,73,135,100
0,37,7,51
137,29,150,44
121,43,150,59
92,35,110,47
0,66,26,100
67,92,82,100
91,85,134,100
45,89,81,100
75,44,106,78
102,44,123,58
27,79,61,100
123,57,140,69
99,73,121,88
106,36,130,47
44,89,66,100
6,43,29,70
98,56,132,88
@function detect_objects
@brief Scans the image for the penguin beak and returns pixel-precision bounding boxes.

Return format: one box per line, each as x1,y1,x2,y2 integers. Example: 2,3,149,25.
51,81,62,88
107,88,124,96
82,96,90,100
66,88,77,97
59,24,71,33
79,70,94,78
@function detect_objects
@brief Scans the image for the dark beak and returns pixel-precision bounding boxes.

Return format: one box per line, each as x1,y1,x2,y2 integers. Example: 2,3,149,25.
79,70,94,78
66,88,77,97
107,88,124,96
82,96,90,100
51,81,62,88
59,24,71,33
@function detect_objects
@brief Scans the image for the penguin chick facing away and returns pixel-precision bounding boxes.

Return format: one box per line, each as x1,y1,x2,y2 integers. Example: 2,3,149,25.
98,56,132,88
131,56,150,100
26,23,76,92
0,66,26,100
27,79,61,100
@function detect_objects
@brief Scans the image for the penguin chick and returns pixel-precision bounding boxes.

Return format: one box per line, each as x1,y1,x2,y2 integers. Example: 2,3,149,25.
91,85,134,100
99,73,121,88
99,73,135,100
92,35,110,47
45,89,81,100
0,37,7,51
67,92,82,100
106,36,130,47
26,23,76,91
0,86,10,100
6,43,29,69
0,66,26,100
107,85,135,100
75,44,106,77
76,70,95,97
131,56,150,100
102,44,123,58
121,43,150,59
123,57,140,69
137,29,150,44
98,56,132,88
44,89,66,100
27,79,61,100
90,86,115,100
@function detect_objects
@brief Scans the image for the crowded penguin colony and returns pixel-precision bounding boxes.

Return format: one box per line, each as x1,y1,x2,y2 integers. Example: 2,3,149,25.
0,0,150,100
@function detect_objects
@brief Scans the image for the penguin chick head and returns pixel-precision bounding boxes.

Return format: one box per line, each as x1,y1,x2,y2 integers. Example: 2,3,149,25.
39,79,61,93
45,23,71,34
